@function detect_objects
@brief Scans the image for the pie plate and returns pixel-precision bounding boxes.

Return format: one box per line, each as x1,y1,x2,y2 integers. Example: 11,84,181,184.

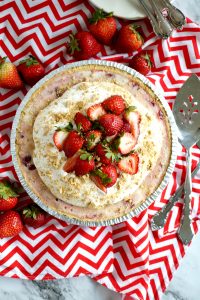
89,0,173,20
11,60,178,226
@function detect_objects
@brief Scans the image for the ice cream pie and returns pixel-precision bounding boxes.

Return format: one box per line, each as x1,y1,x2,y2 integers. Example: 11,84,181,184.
13,62,174,224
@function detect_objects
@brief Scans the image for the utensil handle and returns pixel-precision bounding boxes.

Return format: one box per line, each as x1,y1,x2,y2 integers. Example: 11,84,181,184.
178,148,194,245
151,161,200,231
149,0,173,38
138,0,167,38
162,0,186,29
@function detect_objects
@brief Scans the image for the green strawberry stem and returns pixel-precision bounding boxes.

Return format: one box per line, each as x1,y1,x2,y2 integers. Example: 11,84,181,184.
89,9,113,24
23,205,41,220
103,143,121,162
125,106,136,113
68,34,80,54
91,169,112,184
129,24,143,42
80,151,93,161
0,57,7,65
56,122,73,132
141,53,152,68
0,181,18,200
19,55,39,66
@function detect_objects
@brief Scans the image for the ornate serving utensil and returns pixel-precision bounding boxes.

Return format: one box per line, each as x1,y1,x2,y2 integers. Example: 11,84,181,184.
151,74,200,245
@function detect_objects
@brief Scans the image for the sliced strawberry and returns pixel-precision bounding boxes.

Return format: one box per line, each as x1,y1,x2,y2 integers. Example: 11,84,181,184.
53,131,68,151
124,107,141,139
75,153,95,176
87,104,106,121
85,130,102,150
114,132,137,155
101,165,118,187
102,95,126,115
63,131,84,158
91,165,118,189
99,114,123,136
90,174,107,193
118,153,139,175
74,112,92,132
63,153,79,173
120,121,131,133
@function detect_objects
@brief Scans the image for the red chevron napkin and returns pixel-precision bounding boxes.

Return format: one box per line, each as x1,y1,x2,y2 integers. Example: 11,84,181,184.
0,1,200,300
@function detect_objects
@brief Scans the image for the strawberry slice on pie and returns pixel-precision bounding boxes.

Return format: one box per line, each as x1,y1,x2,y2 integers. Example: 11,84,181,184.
87,104,106,121
118,153,139,175
53,131,68,151
114,132,137,155
124,107,141,140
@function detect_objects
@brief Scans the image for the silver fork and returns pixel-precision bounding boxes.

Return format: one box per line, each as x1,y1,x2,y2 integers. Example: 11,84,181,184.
161,0,186,29
138,0,173,39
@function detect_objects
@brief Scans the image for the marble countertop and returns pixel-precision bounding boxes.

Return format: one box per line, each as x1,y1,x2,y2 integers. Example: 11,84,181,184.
1,1,200,299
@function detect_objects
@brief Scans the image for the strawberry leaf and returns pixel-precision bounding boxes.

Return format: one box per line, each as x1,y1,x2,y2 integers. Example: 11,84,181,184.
92,169,112,184
141,53,153,68
68,34,81,55
56,122,73,132
80,151,93,161
19,55,39,66
23,205,40,219
89,9,113,24
0,181,18,200
0,57,7,65
77,123,82,132
125,106,136,113
103,144,121,162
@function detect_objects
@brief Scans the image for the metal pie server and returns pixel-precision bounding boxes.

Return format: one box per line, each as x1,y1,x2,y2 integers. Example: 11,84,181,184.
151,74,200,245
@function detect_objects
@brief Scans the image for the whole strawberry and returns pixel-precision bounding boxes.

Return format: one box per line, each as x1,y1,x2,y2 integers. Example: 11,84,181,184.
74,152,95,176
124,107,141,139
118,153,139,175
68,31,101,60
116,24,143,53
102,95,126,115
22,205,46,228
129,53,152,75
99,113,123,136
0,57,23,90
63,131,84,157
89,9,117,45
17,55,45,85
74,112,92,132
0,181,18,211
91,165,117,191
0,210,23,238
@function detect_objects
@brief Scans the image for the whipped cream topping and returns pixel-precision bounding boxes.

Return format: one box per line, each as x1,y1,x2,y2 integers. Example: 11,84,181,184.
33,81,166,208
